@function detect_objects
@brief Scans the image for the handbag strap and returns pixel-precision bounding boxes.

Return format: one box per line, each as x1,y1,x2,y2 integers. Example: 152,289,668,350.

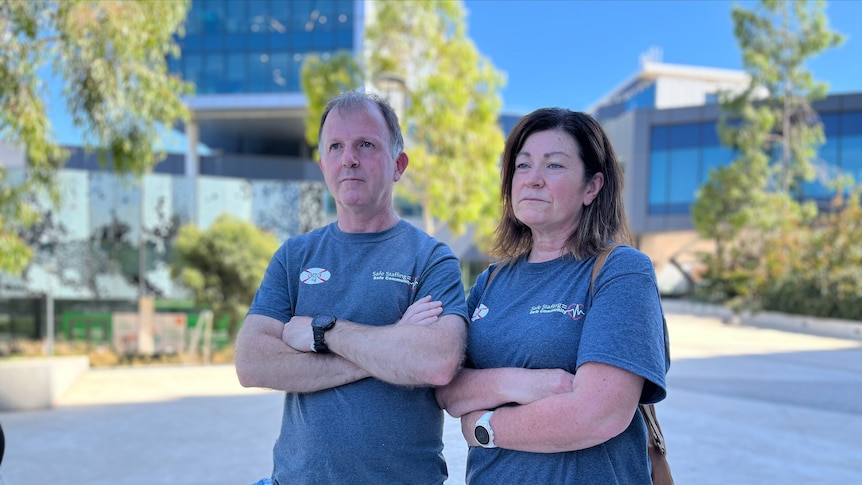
589,243,668,458
484,263,502,290
589,243,619,301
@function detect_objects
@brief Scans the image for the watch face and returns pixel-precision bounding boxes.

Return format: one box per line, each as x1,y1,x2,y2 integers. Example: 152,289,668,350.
312,315,336,329
475,426,490,445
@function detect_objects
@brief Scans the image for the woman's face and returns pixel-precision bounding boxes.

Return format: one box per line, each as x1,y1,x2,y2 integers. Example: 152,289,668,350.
511,129,601,238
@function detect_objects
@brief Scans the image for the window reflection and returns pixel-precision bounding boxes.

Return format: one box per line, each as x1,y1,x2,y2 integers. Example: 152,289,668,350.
169,0,355,94
648,112,862,215
5,168,321,301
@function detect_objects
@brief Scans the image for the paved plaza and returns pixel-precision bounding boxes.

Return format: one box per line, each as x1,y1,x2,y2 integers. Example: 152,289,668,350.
1,310,861,484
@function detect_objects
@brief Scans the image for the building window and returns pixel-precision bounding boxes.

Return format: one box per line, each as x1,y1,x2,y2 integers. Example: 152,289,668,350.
648,111,862,217
169,0,356,95
839,112,862,189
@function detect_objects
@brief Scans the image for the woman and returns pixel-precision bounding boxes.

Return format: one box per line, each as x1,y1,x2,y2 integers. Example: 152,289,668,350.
436,108,669,484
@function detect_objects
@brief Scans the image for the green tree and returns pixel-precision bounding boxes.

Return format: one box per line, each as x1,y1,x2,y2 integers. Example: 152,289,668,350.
726,0,843,193
170,214,279,338
365,0,505,243
691,0,843,309
300,50,363,160
0,0,191,274
761,189,862,320
299,1,505,247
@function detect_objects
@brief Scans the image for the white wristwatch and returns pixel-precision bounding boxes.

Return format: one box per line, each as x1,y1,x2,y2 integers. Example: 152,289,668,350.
474,411,497,448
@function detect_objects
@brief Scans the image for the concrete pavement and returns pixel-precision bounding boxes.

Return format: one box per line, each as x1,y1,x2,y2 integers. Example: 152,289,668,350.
660,314,862,483
1,311,861,484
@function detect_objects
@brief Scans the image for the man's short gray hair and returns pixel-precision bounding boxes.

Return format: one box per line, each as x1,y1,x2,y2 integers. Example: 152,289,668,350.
317,91,404,159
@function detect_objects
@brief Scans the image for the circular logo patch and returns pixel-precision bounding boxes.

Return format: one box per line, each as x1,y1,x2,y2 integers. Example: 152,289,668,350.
300,268,331,285
471,304,489,321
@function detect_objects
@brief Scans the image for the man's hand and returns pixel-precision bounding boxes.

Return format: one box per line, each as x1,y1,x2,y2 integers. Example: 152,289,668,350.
436,367,576,417
280,296,441,352
275,297,460,387
508,368,576,404
397,295,443,326
282,315,313,352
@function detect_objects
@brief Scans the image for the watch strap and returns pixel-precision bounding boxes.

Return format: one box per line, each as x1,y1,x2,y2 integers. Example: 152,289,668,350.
474,411,497,448
311,315,336,353
312,327,329,353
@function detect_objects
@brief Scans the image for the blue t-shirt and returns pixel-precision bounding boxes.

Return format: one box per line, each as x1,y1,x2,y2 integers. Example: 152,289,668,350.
464,246,669,485
248,220,469,485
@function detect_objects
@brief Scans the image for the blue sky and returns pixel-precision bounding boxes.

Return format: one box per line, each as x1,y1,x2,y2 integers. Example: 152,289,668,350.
462,0,862,114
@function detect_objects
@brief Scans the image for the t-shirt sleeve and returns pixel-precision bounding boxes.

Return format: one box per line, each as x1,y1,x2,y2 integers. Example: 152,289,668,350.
416,243,469,322
577,247,669,404
247,243,294,323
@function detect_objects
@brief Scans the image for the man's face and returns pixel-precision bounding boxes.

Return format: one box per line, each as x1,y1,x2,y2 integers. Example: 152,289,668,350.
318,104,406,213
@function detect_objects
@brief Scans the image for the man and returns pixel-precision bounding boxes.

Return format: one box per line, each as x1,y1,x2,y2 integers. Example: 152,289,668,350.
235,91,468,485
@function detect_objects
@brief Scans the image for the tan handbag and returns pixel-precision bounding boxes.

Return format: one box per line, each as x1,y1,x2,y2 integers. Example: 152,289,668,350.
591,244,674,485
639,402,674,485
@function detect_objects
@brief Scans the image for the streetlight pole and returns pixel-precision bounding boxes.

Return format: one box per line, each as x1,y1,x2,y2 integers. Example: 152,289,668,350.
45,275,54,356
372,72,408,126
138,178,146,300
137,177,155,356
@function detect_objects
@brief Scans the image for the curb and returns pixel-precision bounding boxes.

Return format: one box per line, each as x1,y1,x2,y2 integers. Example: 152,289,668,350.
661,299,862,342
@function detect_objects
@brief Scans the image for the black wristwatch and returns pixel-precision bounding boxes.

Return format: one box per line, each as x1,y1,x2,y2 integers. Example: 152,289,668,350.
311,314,337,353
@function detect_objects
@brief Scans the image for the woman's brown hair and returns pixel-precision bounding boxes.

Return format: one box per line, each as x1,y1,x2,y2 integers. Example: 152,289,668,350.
491,108,632,262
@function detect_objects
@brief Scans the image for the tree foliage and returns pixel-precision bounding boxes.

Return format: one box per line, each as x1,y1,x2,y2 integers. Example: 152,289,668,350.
0,0,192,274
299,1,506,248
365,0,506,243
692,0,849,313
761,190,862,320
170,214,279,337
724,0,843,193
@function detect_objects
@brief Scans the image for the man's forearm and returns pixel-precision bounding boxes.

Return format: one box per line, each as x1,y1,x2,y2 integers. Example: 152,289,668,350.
436,368,514,417
437,367,577,417
326,314,466,387
236,314,370,393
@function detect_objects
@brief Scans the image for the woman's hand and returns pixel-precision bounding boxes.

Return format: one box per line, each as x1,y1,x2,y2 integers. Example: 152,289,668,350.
460,409,487,447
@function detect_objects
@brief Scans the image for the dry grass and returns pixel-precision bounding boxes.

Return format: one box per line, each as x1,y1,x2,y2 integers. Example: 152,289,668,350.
0,338,235,367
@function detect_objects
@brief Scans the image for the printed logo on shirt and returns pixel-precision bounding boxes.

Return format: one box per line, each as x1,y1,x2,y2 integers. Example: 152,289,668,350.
565,303,586,320
300,267,330,285
471,304,489,321
371,271,421,291
529,302,585,321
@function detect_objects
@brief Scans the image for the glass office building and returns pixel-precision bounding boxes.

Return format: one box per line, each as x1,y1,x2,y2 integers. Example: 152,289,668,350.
0,1,366,342
646,107,862,218
590,61,862,292
171,0,357,95
169,0,361,162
